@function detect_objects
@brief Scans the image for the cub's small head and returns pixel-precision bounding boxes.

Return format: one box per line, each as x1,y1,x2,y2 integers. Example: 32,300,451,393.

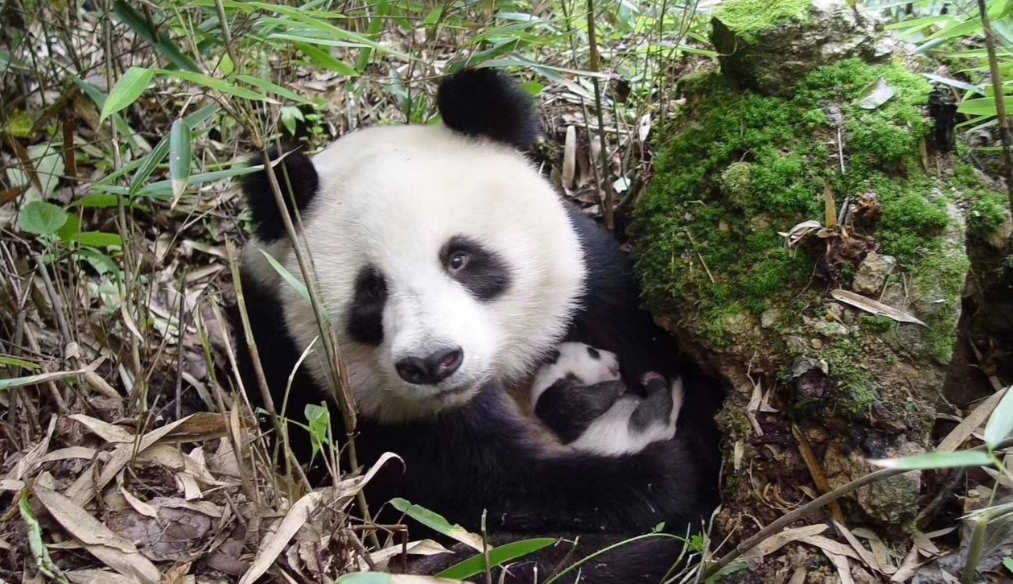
241,69,586,422
530,342,621,404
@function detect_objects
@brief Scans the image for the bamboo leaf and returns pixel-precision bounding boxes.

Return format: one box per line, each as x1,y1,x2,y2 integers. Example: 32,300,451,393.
112,0,199,72
100,67,153,122
294,42,357,76
169,118,192,203
985,386,1013,448
73,232,124,248
829,289,927,326
390,498,484,551
235,74,314,104
157,70,273,101
957,96,1013,117
870,450,993,470
436,538,557,580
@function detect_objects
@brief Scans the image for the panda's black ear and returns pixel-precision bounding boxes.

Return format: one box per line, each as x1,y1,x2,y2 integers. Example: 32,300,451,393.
436,68,540,151
240,147,319,242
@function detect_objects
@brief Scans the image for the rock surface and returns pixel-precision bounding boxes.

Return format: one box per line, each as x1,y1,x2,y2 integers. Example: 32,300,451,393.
631,0,1009,570
852,251,896,294
712,0,897,96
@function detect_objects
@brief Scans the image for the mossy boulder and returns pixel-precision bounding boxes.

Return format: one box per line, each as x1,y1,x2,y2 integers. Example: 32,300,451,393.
632,53,1009,536
712,0,896,95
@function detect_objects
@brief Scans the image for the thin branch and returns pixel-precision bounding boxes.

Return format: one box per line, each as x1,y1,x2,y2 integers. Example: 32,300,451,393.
976,0,1013,213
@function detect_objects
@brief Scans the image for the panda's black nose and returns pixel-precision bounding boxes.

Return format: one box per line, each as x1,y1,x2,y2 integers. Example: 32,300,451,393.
396,347,464,385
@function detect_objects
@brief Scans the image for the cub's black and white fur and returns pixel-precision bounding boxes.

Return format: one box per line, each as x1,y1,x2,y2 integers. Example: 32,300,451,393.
235,68,717,583
532,342,684,456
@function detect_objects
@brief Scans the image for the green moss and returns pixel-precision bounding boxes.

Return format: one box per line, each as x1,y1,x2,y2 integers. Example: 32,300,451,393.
860,315,896,334
912,246,970,364
967,190,1009,239
714,0,812,42
635,60,945,346
789,336,877,417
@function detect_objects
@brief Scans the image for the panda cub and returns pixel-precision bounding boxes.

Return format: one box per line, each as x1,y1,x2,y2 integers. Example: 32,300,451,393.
531,342,684,456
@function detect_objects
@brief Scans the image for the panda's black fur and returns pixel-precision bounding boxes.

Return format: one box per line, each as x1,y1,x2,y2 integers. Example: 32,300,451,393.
234,68,720,583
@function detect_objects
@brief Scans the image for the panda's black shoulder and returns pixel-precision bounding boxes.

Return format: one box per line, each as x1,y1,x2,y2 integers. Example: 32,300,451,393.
562,204,682,382
240,146,319,242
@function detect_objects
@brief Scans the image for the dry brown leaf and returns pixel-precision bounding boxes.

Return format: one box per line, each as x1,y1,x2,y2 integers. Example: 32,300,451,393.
67,413,224,506
117,472,158,518
4,416,56,481
70,414,135,443
66,569,141,584
368,539,451,567
830,289,927,326
40,447,100,464
238,491,323,584
33,485,160,584
160,563,192,584
834,520,893,575
562,126,576,190
938,387,1008,453
742,523,828,560
824,550,855,584
788,567,806,584
798,535,862,560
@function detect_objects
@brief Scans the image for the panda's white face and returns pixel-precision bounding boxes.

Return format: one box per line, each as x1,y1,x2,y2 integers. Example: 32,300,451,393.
245,125,586,422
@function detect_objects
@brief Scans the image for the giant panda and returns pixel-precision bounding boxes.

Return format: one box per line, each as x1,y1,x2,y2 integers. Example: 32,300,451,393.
234,68,719,582
531,342,684,456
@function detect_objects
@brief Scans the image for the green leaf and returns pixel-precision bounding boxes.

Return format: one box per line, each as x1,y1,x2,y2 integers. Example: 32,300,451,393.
170,119,192,201
130,135,170,196
259,249,310,303
870,450,993,470
157,69,272,101
100,67,154,122
20,492,68,583
294,42,356,76
236,74,313,104
985,387,1013,447
436,538,557,580
73,232,123,248
0,49,29,71
56,214,81,242
72,195,131,209
1004,557,1013,574
390,498,483,551
220,53,235,75
20,201,69,236
957,96,1013,117
112,0,199,72
250,2,410,59
304,403,329,460
0,356,40,370
281,106,305,136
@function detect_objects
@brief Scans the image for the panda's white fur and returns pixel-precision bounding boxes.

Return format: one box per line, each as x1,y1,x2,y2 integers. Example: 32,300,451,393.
530,341,621,404
531,342,684,456
571,378,684,456
242,125,586,423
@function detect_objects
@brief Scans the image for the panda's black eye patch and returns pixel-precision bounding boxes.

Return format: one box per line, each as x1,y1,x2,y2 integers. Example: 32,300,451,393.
439,235,511,301
586,347,600,360
347,265,387,346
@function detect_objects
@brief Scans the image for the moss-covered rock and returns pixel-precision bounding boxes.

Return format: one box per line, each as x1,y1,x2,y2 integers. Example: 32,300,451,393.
632,52,1007,533
712,0,895,95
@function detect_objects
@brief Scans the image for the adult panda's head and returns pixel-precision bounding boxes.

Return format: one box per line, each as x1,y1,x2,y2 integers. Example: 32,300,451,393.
240,69,587,422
